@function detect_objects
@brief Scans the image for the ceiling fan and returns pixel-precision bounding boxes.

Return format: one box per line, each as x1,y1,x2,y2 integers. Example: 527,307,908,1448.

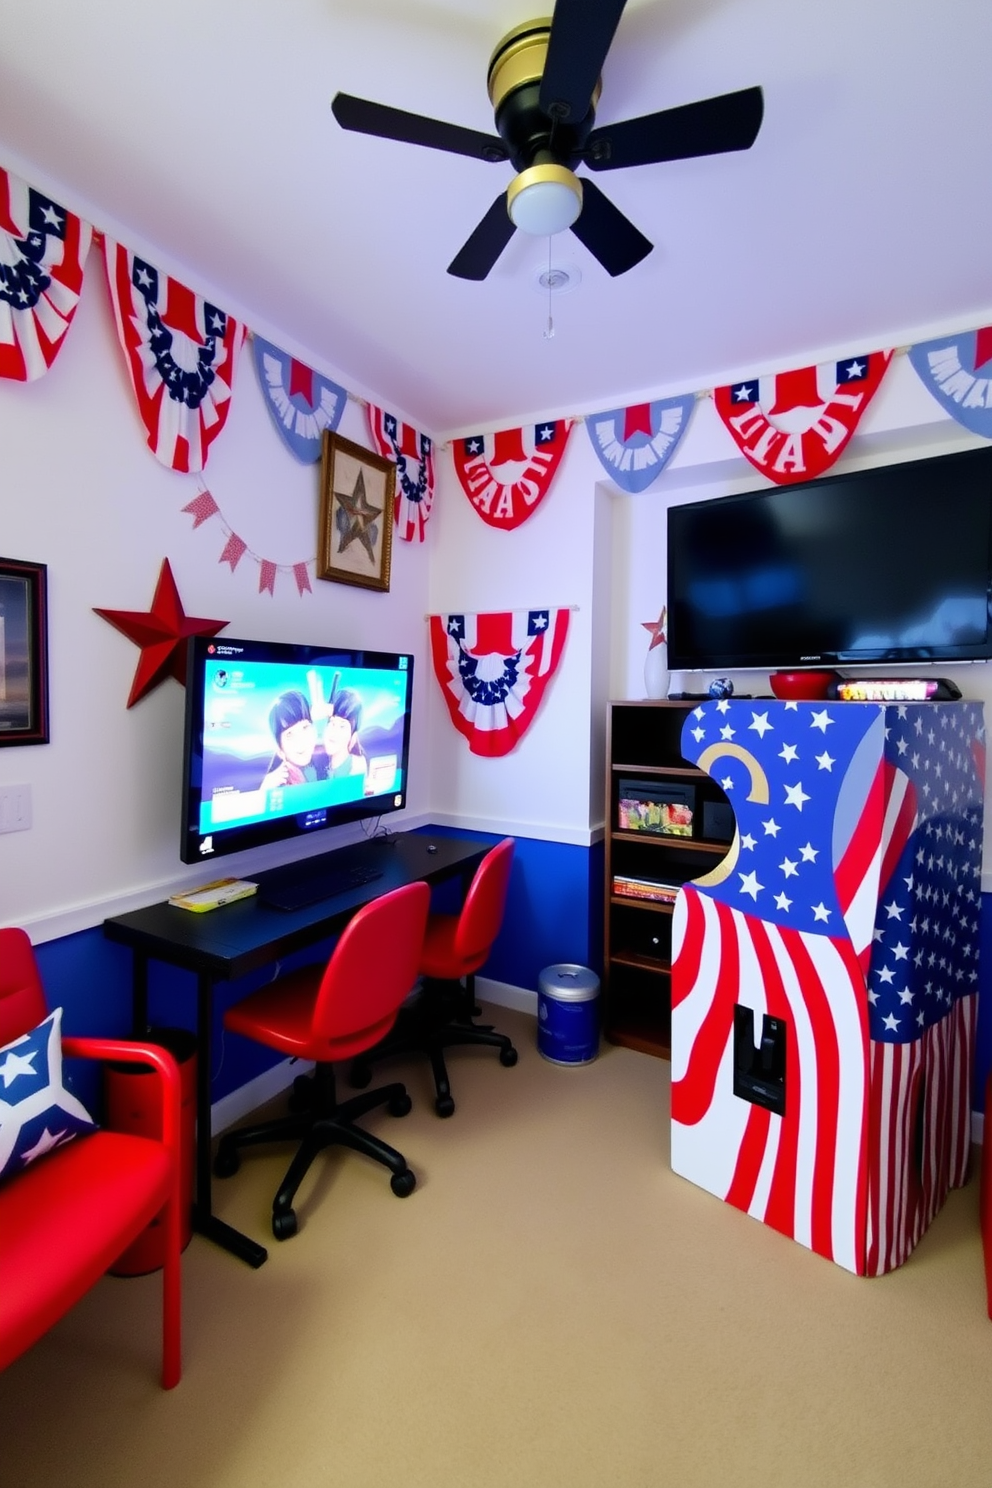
331,0,763,281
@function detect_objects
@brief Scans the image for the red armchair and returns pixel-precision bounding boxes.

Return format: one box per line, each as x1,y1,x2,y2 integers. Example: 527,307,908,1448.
0,928,183,1388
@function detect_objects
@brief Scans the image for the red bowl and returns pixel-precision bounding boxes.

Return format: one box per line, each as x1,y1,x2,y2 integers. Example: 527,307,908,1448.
769,670,841,700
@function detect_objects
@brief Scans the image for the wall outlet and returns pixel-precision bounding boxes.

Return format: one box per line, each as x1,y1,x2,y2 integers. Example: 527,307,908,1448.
0,784,32,833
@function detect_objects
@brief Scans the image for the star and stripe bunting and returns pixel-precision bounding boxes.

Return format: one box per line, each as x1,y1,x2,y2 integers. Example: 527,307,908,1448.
102,238,245,473
452,421,571,530
429,609,570,757
585,395,696,492
671,698,983,1275
714,353,892,485
908,327,992,440
367,405,435,543
0,167,92,382
252,336,346,462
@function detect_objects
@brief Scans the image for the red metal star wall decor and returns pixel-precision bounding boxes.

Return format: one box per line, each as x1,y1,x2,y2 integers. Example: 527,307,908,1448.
94,558,228,708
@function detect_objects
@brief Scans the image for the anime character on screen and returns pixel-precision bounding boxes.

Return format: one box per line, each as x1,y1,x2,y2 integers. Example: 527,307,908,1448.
259,690,330,789
322,684,367,781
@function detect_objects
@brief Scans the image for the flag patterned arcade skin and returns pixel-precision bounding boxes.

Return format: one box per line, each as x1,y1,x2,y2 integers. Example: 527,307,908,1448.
670,698,984,1276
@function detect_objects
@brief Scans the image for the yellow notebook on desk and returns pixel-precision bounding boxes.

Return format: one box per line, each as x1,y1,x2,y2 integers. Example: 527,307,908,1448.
168,877,258,912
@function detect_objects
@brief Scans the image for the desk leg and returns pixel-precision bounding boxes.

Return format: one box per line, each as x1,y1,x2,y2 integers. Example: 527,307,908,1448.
192,970,268,1269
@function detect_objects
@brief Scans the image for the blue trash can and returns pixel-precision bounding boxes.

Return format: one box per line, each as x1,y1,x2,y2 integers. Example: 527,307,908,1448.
537,964,600,1065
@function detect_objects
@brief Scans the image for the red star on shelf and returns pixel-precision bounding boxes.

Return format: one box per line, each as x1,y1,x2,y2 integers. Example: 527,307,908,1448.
94,558,228,707
641,604,667,650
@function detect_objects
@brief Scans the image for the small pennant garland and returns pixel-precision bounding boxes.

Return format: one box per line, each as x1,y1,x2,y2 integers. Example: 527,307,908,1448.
908,328,992,439
0,167,92,382
429,608,570,757
367,405,435,543
102,238,245,473
452,420,571,530
714,352,892,484
586,395,696,492
182,485,313,597
253,336,346,462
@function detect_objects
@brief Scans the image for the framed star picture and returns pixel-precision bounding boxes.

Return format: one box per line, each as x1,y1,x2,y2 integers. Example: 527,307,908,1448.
0,558,49,746
318,431,396,592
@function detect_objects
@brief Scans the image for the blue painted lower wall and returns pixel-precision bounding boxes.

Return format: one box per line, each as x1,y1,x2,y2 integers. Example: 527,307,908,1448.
28,832,992,1121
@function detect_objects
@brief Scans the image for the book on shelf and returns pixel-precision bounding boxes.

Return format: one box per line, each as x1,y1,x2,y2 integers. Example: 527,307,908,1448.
168,877,258,913
612,874,682,904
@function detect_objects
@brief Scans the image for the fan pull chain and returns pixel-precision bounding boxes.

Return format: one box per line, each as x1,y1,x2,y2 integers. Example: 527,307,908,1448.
544,238,555,340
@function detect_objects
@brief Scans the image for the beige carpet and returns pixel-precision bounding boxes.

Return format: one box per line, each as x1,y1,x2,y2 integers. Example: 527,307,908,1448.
2,1004,991,1488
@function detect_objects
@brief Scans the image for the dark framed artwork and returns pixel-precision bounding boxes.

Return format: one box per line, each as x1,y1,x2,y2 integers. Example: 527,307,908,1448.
0,558,49,746
317,431,396,592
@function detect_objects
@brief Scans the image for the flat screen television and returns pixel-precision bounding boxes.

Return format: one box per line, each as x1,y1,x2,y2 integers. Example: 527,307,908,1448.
180,635,414,865
667,445,992,672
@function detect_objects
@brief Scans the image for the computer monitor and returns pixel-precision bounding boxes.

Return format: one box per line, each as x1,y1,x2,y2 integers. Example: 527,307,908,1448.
180,635,414,865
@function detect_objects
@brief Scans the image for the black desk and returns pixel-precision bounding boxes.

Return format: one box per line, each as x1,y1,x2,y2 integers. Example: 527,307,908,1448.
104,831,491,1268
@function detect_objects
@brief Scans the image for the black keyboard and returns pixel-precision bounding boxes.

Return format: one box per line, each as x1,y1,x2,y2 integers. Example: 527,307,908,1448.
259,863,383,912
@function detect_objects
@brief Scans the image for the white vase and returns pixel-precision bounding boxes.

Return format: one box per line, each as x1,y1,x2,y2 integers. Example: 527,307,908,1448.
643,641,670,700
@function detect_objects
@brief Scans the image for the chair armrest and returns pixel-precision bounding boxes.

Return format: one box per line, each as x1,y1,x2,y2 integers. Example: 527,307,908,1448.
61,1038,182,1156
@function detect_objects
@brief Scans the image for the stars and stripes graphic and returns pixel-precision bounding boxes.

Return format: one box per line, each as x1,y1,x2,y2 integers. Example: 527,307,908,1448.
102,238,245,472
0,167,92,382
452,420,571,530
585,394,696,493
671,699,983,1275
908,327,992,440
714,352,892,484
367,405,435,543
429,609,570,757
252,336,346,462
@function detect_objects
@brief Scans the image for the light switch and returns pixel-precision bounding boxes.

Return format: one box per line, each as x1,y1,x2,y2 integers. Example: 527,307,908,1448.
0,784,32,833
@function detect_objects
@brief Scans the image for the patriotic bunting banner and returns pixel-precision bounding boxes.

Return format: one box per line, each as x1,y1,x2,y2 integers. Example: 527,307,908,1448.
586,395,695,492
102,238,245,473
429,609,570,757
0,167,92,382
714,352,892,484
671,698,983,1275
908,327,992,439
182,487,313,597
253,336,346,462
367,405,435,543
452,420,571,530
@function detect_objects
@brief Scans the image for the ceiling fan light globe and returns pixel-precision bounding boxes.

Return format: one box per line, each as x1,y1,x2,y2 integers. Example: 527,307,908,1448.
507,164,583,236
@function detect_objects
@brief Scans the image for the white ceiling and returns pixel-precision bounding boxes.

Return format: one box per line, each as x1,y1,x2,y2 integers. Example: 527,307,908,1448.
2,0,991,439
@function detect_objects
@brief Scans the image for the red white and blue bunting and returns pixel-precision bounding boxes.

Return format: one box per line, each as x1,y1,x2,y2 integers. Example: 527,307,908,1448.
908,327,992,439
102,238,245,473
253,335,346,462
585,395,696,492
0,167,92,382
714,351,892,484
452,420,571,530
429,608,570,757
367,405,435,543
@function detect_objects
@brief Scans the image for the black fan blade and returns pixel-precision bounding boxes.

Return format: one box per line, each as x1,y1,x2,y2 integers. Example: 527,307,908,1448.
332,93,508,164
539,0,628,123
585,86,763,170
570,178,652,277
447,195,517,280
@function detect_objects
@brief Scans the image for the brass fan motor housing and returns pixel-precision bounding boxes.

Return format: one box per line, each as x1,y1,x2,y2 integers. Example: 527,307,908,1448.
487,18,601,173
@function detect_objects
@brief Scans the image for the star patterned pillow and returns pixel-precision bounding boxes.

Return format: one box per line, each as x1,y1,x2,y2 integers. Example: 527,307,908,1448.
0,1007,98,1185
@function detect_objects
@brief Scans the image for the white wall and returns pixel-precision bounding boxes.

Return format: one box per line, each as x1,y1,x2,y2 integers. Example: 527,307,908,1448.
0,232,432,939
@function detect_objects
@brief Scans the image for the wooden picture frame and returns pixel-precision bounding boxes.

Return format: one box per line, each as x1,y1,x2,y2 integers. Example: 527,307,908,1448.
0,557,49,746
318,431,396,592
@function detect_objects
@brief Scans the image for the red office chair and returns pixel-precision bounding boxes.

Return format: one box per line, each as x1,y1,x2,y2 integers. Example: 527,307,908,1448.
0,928,183,1388
351,838,518,1117
213,880,430,1240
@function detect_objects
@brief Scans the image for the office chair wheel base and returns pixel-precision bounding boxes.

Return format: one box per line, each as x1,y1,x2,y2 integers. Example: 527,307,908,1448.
272,1209,298,1240
350,1061,373,1089
390,1168,416,1198
389,1091,413,1118
288,1074,315,1112
500,1046,518,1067
434,1094,455,1118
213,1143,240,1178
